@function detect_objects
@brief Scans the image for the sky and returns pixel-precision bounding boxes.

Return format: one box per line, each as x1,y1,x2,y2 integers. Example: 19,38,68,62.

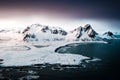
0,0,120,33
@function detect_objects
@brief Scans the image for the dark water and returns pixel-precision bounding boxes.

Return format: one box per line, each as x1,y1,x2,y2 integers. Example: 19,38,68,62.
56,39,120,62
115,35,120,38
55,39,120,79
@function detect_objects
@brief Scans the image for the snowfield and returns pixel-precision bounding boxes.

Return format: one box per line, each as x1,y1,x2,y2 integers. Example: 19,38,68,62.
0,40,90,66
0,23,119,66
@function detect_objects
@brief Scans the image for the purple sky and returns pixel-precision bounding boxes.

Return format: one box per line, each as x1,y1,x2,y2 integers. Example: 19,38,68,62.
0,0,120,32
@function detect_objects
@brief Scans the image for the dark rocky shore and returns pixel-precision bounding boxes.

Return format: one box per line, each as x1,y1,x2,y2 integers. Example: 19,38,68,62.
0,61,118,80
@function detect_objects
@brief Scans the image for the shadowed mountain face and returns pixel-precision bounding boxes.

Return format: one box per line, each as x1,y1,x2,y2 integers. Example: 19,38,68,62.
84,24,98,37
103,31,114,37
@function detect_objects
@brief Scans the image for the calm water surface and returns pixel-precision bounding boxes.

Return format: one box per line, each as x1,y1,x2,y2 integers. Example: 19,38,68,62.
56,39,120,62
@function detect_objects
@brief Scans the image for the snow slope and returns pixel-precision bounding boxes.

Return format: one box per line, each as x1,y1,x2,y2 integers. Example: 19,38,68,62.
0,29,23,41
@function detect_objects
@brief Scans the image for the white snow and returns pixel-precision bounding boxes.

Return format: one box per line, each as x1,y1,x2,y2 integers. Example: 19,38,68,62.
66,32,78,41
0,24,118,66
0,39,90,66
0,30,23,41
22,24,66,42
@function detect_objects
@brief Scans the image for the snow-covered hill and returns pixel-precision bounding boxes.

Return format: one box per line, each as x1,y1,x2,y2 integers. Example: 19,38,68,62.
66,24,102,41
22,24,67,42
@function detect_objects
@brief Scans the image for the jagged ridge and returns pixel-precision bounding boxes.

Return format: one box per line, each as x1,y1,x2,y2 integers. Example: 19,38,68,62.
22,24,67,41
0,24,117,42
66,24,99,41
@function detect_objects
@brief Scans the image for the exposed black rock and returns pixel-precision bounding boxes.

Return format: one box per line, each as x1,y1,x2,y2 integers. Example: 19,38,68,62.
88,29,97,38
41,26,49,33
84,24,91,32
23,34,36,41
59,30,67,35
103,31,113,36
52,29,58,34
0,59,3,62
103,31,114,38
22,27,30,34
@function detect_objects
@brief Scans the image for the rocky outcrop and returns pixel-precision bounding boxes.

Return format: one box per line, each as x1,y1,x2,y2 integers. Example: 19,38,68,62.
83,24,98,38
103,31,113,36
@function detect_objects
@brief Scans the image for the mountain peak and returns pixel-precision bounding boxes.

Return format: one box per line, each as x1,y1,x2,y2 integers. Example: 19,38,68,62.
0,23,118,42
83,24,91,29
66,24,98,41
102,31,115,39
22,24,67,41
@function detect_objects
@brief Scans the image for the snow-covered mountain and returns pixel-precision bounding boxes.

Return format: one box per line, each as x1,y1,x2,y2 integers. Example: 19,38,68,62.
0,23,118,42
22,24,102,42
102,31,116,39
66,24,101,41
22,24,67,42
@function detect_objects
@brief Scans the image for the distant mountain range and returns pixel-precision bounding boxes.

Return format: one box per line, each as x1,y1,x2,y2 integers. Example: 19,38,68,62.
0,24,118,42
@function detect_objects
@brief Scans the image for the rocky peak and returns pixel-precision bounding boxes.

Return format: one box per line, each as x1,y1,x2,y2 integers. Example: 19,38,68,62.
103,31,114,38
73,24,97,38
22,27,30,34
22,24,67,41
66,24,99,41
83,24,91,32
84,24,98,38
22,24,67,35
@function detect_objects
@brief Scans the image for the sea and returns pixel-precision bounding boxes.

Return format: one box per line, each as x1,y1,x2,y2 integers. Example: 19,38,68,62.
56,39,120,80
